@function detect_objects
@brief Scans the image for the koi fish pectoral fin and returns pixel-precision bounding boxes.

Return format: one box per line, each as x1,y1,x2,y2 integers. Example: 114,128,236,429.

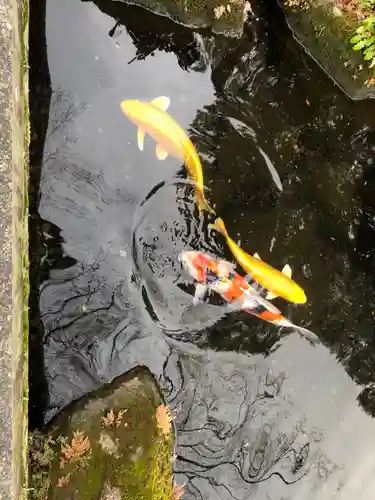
281,264,292,278
150,96,170,111
156,144,169,161
137,128,145,151
265,291,278,300
192,283,208,305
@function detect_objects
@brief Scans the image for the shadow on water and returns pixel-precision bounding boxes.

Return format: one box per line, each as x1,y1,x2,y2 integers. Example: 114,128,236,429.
29,0,52,429
29,0,375,496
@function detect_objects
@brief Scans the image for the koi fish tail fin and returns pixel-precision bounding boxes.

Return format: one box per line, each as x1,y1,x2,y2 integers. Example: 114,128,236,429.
199,198,216,215
208,217,227,236
294,325,320,347
195,191,216,215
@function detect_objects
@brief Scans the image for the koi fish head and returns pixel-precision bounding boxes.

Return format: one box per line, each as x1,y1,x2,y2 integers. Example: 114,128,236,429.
178,251,212,283
121,96,170,126
179,251,237,284
120,99,144,123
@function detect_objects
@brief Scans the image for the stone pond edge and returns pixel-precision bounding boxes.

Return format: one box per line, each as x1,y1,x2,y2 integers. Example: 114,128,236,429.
11,0,29,497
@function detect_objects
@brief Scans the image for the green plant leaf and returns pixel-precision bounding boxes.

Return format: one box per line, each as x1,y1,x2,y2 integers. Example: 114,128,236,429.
364,50,374,60
353,40,367,50
350,34,363,44
370,58,375,68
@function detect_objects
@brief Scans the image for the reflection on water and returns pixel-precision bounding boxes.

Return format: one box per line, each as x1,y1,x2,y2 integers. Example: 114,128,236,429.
30,0,375,497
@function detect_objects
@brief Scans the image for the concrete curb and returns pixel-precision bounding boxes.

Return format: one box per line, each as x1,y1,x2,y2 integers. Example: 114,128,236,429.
0,0,29,498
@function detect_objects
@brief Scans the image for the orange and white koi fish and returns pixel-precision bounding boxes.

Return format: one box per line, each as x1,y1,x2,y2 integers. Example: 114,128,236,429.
120,96,215,215
179,250,319,345
209,217,307,304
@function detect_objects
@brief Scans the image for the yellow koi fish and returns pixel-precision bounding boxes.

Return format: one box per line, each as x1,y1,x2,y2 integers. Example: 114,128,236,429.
209,217,307,304
120,96,215,215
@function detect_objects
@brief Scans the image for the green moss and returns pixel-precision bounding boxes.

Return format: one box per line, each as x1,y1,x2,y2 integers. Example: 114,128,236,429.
29,434,56,500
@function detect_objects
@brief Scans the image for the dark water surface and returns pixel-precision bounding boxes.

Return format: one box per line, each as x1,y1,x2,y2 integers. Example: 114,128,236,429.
30,0,375,497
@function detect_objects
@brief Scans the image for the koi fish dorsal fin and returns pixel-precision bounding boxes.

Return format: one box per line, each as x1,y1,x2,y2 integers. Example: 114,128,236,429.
137,128,145,151
282,264,292,278
150,96,170,111
253,253,261,260
155,144,168,161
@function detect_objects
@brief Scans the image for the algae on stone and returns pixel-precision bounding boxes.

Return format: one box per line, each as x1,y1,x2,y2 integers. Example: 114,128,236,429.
29,367,181,500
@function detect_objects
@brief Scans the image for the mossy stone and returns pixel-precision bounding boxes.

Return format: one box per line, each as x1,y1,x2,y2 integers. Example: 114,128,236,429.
114,0,246,37
29,367,174,500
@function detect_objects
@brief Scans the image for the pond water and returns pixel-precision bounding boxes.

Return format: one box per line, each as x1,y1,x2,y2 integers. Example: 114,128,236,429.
29,0,375,498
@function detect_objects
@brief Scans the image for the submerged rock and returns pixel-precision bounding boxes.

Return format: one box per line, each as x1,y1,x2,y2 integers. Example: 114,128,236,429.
29,366,181,499
279,0,375,100
84,0,246,37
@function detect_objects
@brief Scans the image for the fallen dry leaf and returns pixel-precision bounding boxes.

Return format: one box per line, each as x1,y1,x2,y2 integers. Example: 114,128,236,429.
57,473,71,487
115,409,126,427
98,432,119,457
172,482,185,500
156,404,172,437
60,430,91,466
244,0,254,16
100,482,122,500
365,77,375,87
102,409,127,428
102,409,116,428
214,5,226,18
